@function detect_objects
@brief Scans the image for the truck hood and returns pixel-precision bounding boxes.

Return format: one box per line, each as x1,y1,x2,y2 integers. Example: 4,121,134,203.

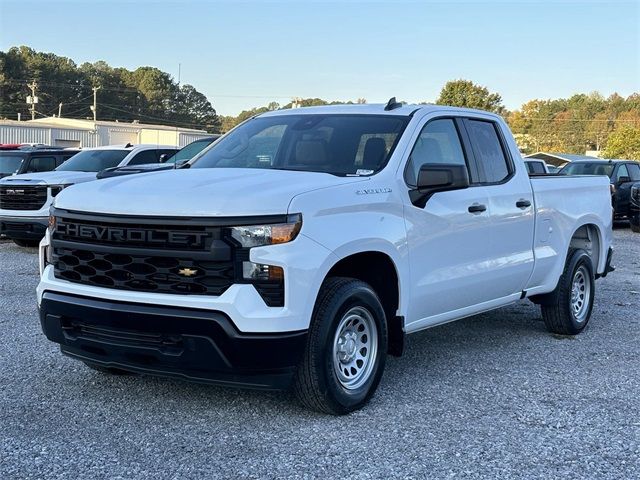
54,168,367,216
0,170,97,186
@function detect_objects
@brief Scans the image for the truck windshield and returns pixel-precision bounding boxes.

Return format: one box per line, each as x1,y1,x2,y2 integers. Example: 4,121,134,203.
560,162,615,178
165,138,214,164
56,150,129,172
0,154,25,175
192,114,409,175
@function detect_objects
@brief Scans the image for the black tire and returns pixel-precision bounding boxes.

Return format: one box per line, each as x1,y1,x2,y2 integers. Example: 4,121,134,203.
83,362,136,376
293,277,388,415
541,249,595,335
12,239,40,248
631,221,640,233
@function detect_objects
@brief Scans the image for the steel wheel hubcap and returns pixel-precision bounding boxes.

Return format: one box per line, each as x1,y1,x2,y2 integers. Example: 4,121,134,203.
332,306,378,390
570,265,591,322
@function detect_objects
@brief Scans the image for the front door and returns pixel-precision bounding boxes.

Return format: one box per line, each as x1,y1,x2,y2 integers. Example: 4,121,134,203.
403,117,499,330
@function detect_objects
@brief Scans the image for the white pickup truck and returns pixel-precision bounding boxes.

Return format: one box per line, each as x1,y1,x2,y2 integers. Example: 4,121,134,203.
37,102,614,414
0,144,178,246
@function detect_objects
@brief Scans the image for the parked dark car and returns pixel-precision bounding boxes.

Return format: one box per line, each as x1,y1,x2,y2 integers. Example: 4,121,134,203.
96,136,219,179
0,145,79,179
630,183,640,233
559,160,640,219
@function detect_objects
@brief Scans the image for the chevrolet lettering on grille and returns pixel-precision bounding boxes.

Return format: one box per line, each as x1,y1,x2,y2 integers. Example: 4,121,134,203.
56,221,209,248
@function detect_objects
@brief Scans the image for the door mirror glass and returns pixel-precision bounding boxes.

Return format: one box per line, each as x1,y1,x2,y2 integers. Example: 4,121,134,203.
417,163,469,192
617,175,631,185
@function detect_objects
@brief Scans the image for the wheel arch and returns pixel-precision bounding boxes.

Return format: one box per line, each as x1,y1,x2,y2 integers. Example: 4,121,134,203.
568,222,604,274
324,250,405,356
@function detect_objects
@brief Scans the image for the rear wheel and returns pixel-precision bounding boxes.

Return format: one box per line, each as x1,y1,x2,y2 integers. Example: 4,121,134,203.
12,239,40,248
541,249,595,335
293,277,387,415
631,220,640,233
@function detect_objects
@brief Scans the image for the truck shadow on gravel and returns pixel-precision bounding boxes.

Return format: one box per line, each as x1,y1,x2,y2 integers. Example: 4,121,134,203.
73,301,562,417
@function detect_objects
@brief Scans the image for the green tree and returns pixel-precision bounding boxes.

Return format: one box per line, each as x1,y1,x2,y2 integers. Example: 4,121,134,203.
603,125,640,159
435,79,505,114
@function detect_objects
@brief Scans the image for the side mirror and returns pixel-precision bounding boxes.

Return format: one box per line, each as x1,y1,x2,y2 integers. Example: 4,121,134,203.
159,154,169,162
617,175,631,185
411,163,469,207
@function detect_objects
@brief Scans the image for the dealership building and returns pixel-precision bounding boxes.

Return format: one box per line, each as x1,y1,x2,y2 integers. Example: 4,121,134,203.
0,117,214,148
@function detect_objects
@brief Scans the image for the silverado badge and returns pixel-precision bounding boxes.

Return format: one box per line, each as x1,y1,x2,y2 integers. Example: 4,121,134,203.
178,268,198,277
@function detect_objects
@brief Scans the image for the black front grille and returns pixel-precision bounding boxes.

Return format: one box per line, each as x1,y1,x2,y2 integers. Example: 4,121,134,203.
50,210,285,306
0,185,48,210
53,246,235,296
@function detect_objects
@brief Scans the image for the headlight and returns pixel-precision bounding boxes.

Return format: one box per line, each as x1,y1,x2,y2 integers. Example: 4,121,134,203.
50,184,70,197
229,215,302,248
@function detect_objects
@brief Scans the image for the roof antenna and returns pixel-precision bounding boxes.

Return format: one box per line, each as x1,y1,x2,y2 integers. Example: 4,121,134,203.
384,97,402,111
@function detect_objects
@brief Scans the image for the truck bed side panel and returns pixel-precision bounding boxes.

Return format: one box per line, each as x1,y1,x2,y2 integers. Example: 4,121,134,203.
526,175,612,295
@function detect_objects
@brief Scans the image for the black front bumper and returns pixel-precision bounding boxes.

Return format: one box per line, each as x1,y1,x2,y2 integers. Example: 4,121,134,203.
39,292,307,389
0,219,47,240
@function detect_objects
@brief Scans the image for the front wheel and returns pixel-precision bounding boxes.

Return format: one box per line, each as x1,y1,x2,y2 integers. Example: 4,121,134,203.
541,249,595,335
293,277,388,415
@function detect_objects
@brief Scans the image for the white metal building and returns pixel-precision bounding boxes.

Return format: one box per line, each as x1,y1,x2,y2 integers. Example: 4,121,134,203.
0,117,214,148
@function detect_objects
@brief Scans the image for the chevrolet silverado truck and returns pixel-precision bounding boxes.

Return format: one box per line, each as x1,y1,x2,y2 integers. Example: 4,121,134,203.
0,144,177,246
37,102,614,414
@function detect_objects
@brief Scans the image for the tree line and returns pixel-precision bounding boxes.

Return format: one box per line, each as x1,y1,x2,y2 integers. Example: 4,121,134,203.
1,47,638,158
0,46,220,132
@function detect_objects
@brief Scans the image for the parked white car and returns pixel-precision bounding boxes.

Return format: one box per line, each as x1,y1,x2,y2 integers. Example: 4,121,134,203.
37,103,613,414
0,144,177,246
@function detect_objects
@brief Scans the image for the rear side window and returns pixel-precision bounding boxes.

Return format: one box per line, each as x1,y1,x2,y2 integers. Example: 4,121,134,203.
465,120,511,183
25,156,56,173
627,163,640,181
405,119,467,186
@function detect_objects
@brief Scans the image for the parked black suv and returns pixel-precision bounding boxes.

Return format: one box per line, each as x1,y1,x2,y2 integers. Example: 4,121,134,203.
0,146,79,179
559,160,640,219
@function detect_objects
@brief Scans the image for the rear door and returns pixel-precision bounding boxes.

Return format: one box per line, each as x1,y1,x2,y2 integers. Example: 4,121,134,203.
462,118,535,299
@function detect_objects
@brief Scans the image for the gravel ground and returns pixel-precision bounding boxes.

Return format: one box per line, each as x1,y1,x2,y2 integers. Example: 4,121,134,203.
0,228,638,479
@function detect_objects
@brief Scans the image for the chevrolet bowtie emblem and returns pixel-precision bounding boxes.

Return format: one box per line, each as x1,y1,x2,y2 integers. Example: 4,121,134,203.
178,268,198,277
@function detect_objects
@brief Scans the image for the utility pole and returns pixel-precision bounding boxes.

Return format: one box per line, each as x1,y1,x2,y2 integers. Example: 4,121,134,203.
58,103,63,118
27,81,38,120
91,86,101,122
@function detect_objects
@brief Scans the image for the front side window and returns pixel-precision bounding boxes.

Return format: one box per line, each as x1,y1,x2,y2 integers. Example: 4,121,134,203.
25,156,56,173
465,120,511,183
526,161,546,174
192,114,409,176
627,163,640,181
405,118,467,186
165,139,214,163
128,150,160,165
0,154,25,175
615,164,629,182
56,149,129,172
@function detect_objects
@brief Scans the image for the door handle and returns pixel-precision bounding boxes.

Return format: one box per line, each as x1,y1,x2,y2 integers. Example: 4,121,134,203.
516,199,532,209
468,203,487,214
